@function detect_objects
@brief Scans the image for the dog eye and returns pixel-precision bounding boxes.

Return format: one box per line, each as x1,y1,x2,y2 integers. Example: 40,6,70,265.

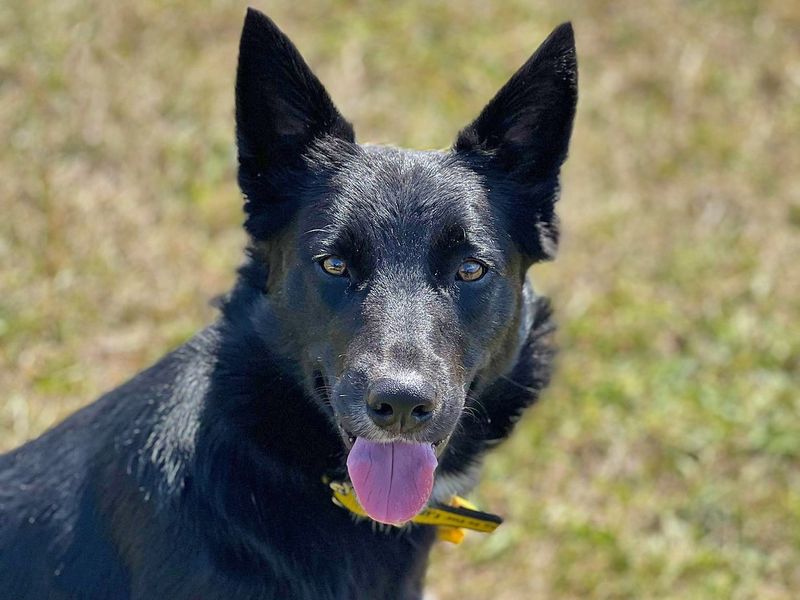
320,256,348,277
456,259,486,282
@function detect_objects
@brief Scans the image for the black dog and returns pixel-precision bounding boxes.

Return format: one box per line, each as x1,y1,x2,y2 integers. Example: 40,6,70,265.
0,8,576,599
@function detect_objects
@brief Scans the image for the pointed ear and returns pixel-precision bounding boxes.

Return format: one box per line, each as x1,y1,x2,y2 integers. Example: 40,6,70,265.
455,23,577,178
236,8,354,239
454,23,577,261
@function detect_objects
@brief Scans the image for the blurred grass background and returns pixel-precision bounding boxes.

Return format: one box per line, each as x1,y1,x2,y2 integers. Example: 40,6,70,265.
1,1,798,597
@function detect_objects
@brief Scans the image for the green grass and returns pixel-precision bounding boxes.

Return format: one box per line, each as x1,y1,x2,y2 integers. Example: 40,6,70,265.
1,1,798,597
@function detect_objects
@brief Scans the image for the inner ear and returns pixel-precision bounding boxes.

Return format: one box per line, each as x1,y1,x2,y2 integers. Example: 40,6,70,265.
454,22,577,181
235,8,354,240
454,23,577,263
236,8,354,171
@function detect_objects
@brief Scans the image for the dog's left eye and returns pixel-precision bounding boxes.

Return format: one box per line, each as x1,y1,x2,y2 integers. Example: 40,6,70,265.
456,259,487,282
320,256,348,277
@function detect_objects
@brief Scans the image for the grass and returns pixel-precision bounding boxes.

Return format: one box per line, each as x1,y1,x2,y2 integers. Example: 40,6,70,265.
1,1,798,597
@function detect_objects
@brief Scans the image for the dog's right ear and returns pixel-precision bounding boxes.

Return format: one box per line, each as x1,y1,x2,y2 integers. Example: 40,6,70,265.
236,8,354,239
454,23,577,262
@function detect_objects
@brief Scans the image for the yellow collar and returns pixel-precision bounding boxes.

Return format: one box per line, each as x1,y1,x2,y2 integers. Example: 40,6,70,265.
326,479,503,544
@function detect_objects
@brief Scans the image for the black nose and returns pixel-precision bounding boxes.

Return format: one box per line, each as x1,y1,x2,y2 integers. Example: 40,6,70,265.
366,378,435,433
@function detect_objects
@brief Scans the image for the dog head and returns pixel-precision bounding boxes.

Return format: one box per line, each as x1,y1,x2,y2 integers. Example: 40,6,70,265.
233,8,576,523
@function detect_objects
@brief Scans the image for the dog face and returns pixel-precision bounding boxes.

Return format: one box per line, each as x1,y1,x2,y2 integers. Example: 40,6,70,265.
234,9,576,523
285,146,518,446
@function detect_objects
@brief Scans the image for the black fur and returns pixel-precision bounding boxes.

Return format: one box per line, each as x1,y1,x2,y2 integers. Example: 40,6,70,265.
0,9,576,599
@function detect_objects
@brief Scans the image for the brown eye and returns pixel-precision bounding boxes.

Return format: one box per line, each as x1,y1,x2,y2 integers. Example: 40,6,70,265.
321,256,348,277
457,259,486,282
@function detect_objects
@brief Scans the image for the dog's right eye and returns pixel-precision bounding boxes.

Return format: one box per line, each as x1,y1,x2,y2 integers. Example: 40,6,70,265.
456,259,487,282
320,256,348,277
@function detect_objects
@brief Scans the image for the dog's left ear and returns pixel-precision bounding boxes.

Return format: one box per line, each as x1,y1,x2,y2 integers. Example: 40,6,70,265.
454,23,577,262
236,8,354,239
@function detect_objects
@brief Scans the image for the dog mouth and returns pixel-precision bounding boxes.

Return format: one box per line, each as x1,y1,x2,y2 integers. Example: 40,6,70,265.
336,423,449,525
315,369,451,525
345,436,438,525
336,423,447,453
312,370,330,407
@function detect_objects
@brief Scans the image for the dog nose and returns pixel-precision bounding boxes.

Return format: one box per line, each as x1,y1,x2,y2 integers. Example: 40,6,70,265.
366,378,435,433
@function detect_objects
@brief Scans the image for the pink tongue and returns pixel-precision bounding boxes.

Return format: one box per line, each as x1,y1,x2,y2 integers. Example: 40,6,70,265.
346,438,438,525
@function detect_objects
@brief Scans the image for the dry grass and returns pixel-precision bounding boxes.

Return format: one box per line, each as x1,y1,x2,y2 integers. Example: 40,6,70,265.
1,1,798,597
